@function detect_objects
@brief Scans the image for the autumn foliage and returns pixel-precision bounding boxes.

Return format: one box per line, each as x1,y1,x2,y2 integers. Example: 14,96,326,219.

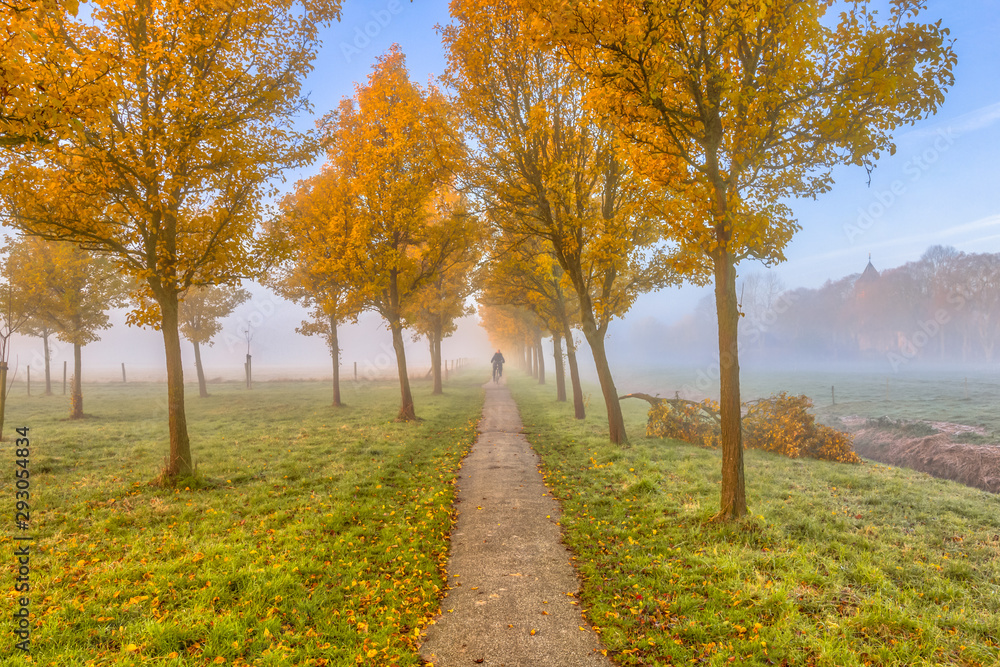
0,0,110,148
317,46,463,420
743,393,860,463
525,0,956,519
646,393,860,464
2,0,341,479
646,398,722,450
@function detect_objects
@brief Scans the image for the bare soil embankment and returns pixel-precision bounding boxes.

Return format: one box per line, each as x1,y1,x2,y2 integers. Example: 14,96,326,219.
840,417,1000,494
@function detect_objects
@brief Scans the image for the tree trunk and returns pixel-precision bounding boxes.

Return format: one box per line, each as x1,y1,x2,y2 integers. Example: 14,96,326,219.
389,318,416,421
431,321,443,395
193,340,209,398
560,317,585,419
70,342,83,419
714,253,747,521
160,292,194,478
535,333,545,385
330,314,342,407
552,332,566,402
42,332,52,395
0,362,7,440
581,326,627,445
529,339,537,378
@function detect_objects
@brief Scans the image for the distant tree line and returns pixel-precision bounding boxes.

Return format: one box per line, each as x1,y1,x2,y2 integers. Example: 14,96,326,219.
670,246,1000,368
773,246,1000,367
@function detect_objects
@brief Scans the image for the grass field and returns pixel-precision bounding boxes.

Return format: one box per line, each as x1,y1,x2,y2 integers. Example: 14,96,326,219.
509,373,1000,666
5,368,999,666
0,377,483,666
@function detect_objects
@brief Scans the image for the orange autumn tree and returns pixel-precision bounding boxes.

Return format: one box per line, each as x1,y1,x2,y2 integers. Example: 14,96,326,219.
0,0,341,480
406,186,481,395
527,0,957,519
265,164,358,407
444,0,678,445
324,46,462,420
178,285,250,399
6,236,126,418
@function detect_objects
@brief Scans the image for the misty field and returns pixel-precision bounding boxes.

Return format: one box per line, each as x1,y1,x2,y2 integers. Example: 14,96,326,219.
0,377,483,666
510,374,1000,666
614,366,1000,437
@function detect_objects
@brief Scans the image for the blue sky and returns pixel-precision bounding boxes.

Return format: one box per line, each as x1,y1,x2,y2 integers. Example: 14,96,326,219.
18,0,1000,380
299,0,1000,308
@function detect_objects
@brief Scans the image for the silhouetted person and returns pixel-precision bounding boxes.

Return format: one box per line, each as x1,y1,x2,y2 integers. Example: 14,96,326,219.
490,349,505,381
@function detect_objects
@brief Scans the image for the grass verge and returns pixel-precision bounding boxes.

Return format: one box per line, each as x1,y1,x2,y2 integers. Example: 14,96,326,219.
508,374,1000,666
1,377,483,666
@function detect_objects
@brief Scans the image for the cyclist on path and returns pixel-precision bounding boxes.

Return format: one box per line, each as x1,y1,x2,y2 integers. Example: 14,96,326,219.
490,349,505,381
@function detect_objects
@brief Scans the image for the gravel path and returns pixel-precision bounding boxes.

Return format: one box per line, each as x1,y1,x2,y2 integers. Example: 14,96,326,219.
419,380,614,667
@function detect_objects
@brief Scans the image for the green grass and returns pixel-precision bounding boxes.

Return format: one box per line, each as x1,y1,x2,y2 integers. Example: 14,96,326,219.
0,377,484,666
508,374,1000,666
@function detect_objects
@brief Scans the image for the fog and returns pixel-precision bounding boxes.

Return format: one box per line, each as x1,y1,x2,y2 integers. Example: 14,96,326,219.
11,246,999,404
10,283,492,385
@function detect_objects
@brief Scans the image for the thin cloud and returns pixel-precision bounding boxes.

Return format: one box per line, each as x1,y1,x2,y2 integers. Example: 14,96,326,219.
790,213,1000,266
907,100,1000,140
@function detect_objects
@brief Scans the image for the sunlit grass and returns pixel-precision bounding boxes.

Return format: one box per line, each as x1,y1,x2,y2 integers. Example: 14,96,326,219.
509,373,1000,666
1,377,484,666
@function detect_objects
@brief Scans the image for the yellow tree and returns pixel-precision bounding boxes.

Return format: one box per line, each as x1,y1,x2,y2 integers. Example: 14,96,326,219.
0,0,341,479
264,164,358,407
477,227,586,416
1,0,109,148
325,46,462,420
5,235,126,419
527,0,956,519
444,0,678,444
178,285,250,398
406,186,481,395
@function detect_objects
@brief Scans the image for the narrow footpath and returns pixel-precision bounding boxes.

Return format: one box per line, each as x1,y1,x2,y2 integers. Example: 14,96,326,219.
420,379,614,667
